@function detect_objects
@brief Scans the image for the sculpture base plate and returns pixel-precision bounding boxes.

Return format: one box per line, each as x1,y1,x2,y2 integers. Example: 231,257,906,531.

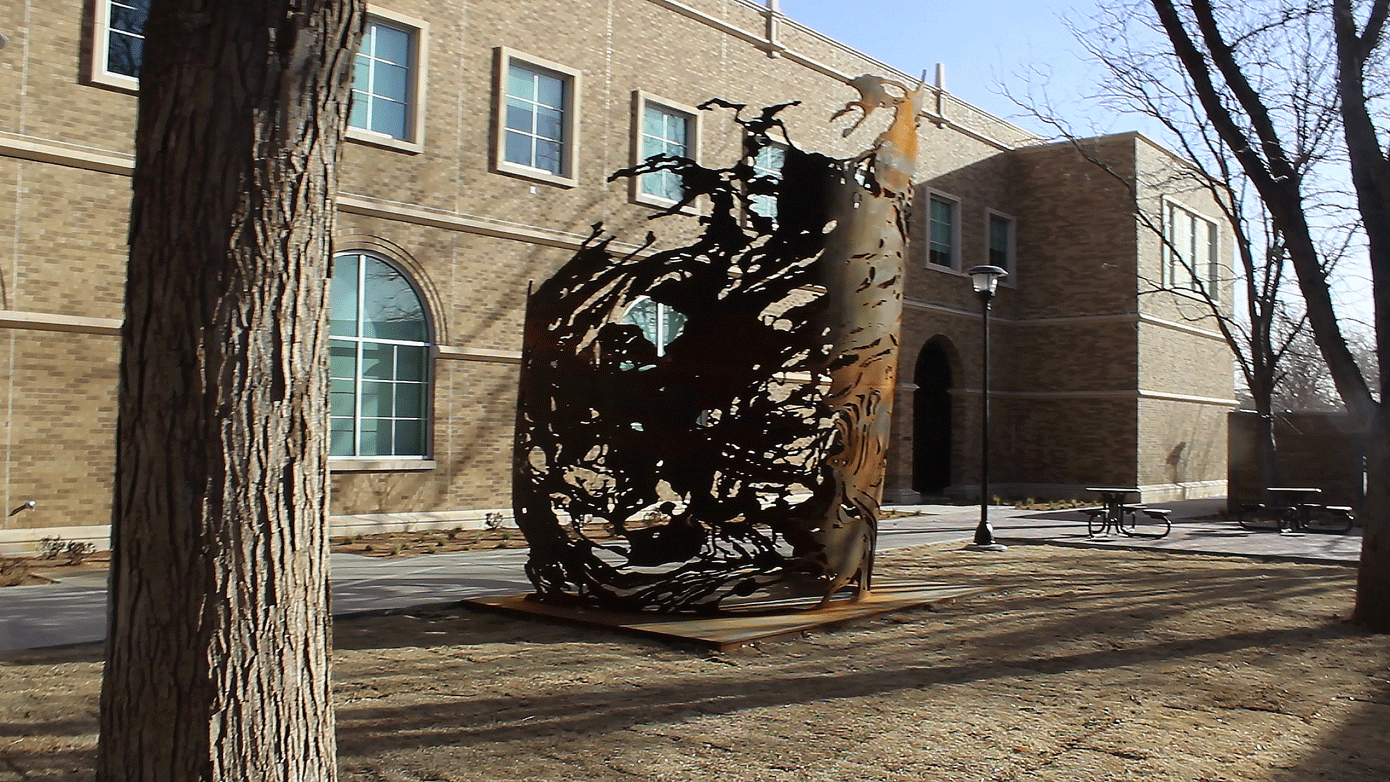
462,581,996,651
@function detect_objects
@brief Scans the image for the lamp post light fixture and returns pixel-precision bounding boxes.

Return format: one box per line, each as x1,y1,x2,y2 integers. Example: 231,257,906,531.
966,264,1008,551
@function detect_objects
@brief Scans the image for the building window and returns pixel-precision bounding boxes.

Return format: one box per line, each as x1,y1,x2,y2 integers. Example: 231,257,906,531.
330,252,432,459
748,141,786,225
621,298,686,357
927,194,959,268
93,4,427,150
639,102,694,202
1164,201,1220,293
630,93,700,207
347,14,428,151
495,49,581,186
987,211,1015,272
505,65,566,173
92,0,147,89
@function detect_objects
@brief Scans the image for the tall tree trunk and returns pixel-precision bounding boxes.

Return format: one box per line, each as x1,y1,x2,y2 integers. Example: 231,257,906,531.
1354,412,1390,628
1250,372,1280,504
98,2,363,780
1332,0,1390,631
1151,0,1387,631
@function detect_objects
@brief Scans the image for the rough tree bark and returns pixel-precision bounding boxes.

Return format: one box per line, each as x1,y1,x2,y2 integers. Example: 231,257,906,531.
97,2,363,779
1330,0,1390,630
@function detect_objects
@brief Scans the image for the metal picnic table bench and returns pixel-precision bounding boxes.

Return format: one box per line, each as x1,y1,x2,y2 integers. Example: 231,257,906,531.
1080,488,1172,539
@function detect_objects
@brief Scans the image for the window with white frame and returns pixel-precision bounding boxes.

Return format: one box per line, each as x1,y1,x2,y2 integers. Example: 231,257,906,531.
987,211,1015,272
637,99,696,203
748,141,786,224
92,0,147,88
497,50,581,185
93,4,427,150
347,14,427,150
927,194,959,268
330,252,432,459
621,298,685,357
1164,201,1220,294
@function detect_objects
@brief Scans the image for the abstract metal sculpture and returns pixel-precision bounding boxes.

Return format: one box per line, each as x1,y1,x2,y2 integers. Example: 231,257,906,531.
512,78,924,613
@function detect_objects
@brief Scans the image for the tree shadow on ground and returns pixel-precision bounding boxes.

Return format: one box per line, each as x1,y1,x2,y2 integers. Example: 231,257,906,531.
1,546,1377,782
1268,676,1389,782
331,546,1374,768
332,621,1357,756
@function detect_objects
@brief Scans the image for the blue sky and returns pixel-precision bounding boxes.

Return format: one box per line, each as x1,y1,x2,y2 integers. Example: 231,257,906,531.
778,0,1105,136
777,1,1378,333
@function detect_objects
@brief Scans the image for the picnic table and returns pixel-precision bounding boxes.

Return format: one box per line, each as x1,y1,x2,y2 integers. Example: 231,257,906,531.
1081,488,1172,539
1238,487,1354,533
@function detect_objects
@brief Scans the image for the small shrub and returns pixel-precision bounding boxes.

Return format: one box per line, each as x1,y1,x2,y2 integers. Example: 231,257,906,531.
37,537,66,560
64,540,96,564
36,537,96,564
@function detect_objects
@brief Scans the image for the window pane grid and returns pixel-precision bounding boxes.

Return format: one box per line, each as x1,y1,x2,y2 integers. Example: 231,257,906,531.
330,254,430,458
105,1,149,78
749,143,785,222
1165,203,1217,294
988,214,1013,270
928,196,956,267
640,104,691,201
621,298,685,357
505,64,567,175
351,20,413,140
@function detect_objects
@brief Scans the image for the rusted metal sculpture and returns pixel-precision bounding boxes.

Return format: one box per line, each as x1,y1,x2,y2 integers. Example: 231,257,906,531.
810,76,925,606
512,79,924,613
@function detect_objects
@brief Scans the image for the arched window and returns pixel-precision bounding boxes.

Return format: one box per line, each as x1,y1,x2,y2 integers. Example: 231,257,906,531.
329,252,431,458
620,297,685,357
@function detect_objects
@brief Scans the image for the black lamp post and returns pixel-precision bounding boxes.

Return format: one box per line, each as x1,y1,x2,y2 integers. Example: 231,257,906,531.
966,264,1007,551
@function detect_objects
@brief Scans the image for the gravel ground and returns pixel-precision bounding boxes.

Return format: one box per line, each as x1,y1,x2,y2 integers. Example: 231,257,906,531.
3,542,1387,781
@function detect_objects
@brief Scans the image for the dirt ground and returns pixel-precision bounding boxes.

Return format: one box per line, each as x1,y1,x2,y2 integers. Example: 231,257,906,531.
3,542,1387,781
0,553,108,588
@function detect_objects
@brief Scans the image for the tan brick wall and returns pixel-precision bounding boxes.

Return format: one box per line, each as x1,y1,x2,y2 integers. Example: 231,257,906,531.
0,330,118,533
1001,396,1139,490
0,0,1236,538
1138,321,1234,401
1008,136,1141,321
3,1,139,150
1137,397,1228,494
3,159,130,319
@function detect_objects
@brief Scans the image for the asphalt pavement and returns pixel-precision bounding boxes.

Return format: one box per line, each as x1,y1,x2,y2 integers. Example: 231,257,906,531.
0,499,1361,653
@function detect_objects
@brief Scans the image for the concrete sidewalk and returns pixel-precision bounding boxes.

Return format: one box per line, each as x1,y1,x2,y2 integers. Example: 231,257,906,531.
0,499,1361,653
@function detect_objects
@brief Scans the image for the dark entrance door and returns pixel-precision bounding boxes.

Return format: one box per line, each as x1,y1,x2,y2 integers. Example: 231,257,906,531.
913,340,953,494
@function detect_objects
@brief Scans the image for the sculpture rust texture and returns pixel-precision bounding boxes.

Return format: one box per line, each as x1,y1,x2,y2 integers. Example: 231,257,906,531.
512,78,924,613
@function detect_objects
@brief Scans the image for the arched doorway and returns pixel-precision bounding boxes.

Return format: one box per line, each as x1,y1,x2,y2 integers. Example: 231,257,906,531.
913,338,954,495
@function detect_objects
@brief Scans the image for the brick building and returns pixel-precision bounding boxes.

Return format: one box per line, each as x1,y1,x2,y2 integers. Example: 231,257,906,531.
0,0,1234,550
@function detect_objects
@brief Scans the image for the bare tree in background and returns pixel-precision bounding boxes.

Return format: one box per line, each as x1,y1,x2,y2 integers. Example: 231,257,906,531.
1350,328,1382,395
1273,309,1345,410
98,2,364,779
1139,0,1389,630
1015,0,1351,504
